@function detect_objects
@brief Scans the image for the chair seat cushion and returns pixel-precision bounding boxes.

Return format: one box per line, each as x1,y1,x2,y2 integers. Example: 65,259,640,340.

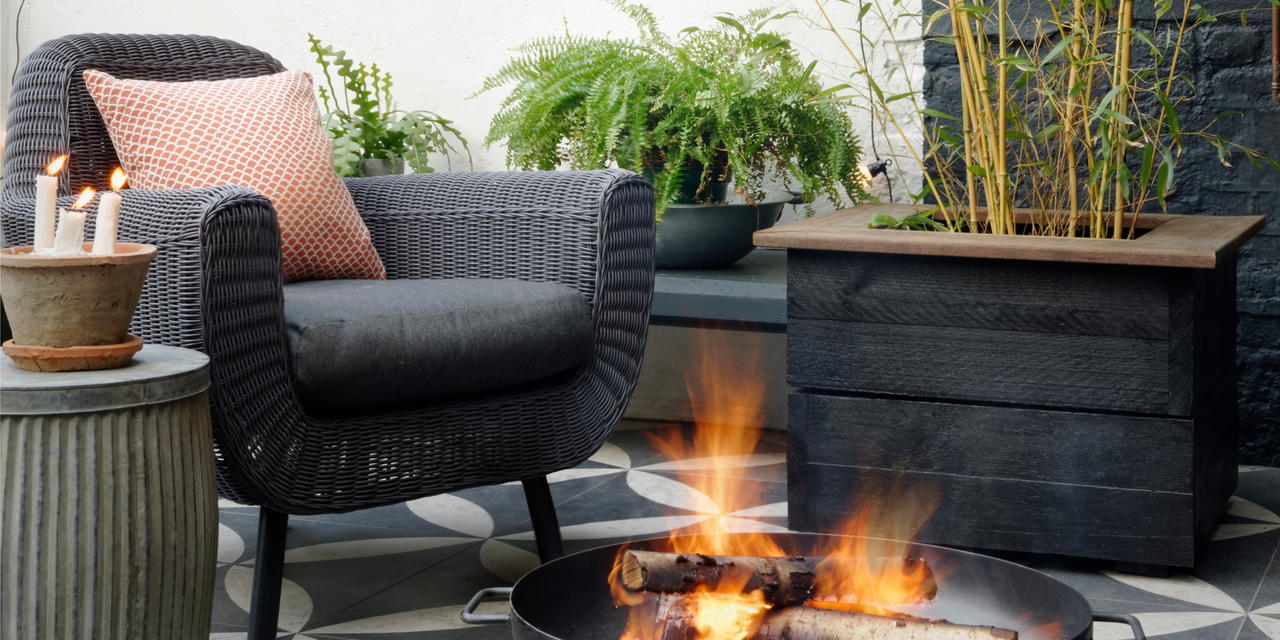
283,279,593,411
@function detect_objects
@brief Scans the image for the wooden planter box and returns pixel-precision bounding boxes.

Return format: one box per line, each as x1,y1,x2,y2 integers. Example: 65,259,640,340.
755,204,1266,569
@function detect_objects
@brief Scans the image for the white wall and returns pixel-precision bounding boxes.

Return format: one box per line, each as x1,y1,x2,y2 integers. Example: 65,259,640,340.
6,0,925,214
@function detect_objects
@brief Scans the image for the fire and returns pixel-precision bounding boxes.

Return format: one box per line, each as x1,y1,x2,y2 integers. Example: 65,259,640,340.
72,187,96,209
110,168,128,190
647,329,785,558
685,585,769,640
806,498,938,616
610,329,938,640
47,155,67,175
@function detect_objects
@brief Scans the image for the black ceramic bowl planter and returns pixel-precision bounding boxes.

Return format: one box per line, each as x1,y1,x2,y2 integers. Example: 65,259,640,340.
647,166,792,270
757,203,1266,572
655,197,789,269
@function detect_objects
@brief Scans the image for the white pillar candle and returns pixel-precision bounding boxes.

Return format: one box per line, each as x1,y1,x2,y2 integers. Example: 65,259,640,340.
34,175,58,250
52,208,88,255
91,192,123,255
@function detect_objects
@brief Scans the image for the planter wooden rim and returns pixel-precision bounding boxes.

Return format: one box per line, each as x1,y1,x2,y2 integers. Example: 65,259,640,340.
0,242,157,266
753,203,1266,269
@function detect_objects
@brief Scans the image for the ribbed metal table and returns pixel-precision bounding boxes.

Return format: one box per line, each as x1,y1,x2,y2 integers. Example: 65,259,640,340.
0,344,216,639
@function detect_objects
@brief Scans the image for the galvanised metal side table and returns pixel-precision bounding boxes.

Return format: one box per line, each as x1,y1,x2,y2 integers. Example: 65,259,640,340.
1,344,216,639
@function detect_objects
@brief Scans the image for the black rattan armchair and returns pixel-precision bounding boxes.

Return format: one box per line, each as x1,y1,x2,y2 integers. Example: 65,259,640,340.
1,34,655,637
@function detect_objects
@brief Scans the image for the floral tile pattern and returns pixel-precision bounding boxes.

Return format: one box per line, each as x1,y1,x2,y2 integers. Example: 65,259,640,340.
211,422,1280,640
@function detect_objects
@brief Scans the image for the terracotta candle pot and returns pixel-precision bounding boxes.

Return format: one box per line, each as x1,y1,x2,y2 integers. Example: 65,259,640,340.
0,243,156,350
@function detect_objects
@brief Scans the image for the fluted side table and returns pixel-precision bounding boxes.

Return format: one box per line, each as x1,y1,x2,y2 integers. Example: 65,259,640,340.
1,344,216,639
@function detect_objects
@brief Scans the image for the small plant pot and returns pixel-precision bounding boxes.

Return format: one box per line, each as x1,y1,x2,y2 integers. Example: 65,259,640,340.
0,243,157,369
361,158,406,177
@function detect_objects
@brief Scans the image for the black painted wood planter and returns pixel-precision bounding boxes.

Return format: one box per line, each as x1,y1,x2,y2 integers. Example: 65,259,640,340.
756,204,1266,569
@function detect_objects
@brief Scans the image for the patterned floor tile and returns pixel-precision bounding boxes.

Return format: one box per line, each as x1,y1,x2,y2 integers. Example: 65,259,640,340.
212,421,1280,640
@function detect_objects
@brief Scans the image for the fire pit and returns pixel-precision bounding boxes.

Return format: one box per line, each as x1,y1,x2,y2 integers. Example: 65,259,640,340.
461,333,1146,640
461,533,1145,640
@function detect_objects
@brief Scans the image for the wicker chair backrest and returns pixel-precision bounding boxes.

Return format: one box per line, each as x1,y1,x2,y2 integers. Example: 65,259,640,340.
3,34,284,199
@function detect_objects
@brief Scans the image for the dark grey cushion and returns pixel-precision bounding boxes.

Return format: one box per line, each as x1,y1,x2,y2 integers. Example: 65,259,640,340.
282,278,594,411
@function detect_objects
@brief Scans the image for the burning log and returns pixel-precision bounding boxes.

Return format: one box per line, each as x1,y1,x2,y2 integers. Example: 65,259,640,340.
756,606,1018,640
621,550,936,606
645,596,1016,640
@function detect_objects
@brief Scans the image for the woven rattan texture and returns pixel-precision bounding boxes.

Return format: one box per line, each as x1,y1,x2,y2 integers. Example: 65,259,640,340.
2,34,657,514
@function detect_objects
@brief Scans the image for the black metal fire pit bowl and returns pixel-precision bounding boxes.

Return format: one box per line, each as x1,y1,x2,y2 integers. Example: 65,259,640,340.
461,533,1147,640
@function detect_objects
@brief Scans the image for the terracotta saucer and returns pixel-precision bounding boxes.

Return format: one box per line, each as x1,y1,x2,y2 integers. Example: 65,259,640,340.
3,335,144,372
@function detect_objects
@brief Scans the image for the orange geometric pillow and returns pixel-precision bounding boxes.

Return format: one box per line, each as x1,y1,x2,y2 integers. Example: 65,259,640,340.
83,69,386,283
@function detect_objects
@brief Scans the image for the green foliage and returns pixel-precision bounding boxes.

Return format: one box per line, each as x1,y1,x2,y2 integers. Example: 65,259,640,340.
309,35,470,177
475,2,868,213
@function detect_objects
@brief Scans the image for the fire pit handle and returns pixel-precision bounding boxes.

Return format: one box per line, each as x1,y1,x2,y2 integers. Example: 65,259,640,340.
1093,612,1146,640
460,587,513,625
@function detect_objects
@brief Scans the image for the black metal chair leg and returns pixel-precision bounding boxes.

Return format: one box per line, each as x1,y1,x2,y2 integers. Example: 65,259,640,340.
522,476,565,563
248,506,289,640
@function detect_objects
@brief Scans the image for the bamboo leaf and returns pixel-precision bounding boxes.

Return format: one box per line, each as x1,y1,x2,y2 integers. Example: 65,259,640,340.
1215,135,1233,167
921,108,959,121
1033,123,1062,143
1087,160,1106,187
1157,146,1175,205
811,83,853,100
1157,92,1182,145
1097,84,1124,113
885,91,919,104
1042,34,1078,65
1140,144,1156,188
1101,108,1134,125
1116,163,1133,200
1005,129,1032,141
967,165,989,177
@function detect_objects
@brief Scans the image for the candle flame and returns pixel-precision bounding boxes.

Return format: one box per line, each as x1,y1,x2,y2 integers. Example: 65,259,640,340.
72,187,96,209
47,155,68,176
110,168,128,190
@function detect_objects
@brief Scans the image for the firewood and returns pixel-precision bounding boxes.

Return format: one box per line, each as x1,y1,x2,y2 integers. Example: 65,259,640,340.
755,606,1018,640
621,550,936,606
644,597,1016,640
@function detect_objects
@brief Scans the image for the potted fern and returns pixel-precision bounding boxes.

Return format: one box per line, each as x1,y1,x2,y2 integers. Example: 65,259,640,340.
477,2,868,269
767,0,1278,572
309,35,470,177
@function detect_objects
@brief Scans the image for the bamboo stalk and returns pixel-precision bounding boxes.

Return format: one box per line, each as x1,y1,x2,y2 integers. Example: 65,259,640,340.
997,0,1011,234
956,3,1001,230
1112,0,1134,239
950,5,981,230
1063,0,1084,237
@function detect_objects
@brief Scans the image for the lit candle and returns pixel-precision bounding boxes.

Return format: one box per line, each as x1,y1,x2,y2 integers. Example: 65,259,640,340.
91,169,128,256
34,155,68,251
49,188,96,256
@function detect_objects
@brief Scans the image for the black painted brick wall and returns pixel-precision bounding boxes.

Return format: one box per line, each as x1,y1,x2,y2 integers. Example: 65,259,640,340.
922,3,1280,464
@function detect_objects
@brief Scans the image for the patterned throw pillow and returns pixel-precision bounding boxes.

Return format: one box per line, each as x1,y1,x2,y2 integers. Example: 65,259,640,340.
83,69,386,282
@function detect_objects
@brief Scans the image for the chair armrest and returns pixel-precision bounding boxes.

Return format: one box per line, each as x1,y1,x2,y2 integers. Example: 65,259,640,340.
1,185,277,348
2,185,297,506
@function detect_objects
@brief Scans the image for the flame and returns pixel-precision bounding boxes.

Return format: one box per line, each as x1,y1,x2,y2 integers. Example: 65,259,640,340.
646,329,785,558
685,583,769,640
47,155,67,175
805,496,938,617
608,329,940,640
110,168,128,190
72,187,96,209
